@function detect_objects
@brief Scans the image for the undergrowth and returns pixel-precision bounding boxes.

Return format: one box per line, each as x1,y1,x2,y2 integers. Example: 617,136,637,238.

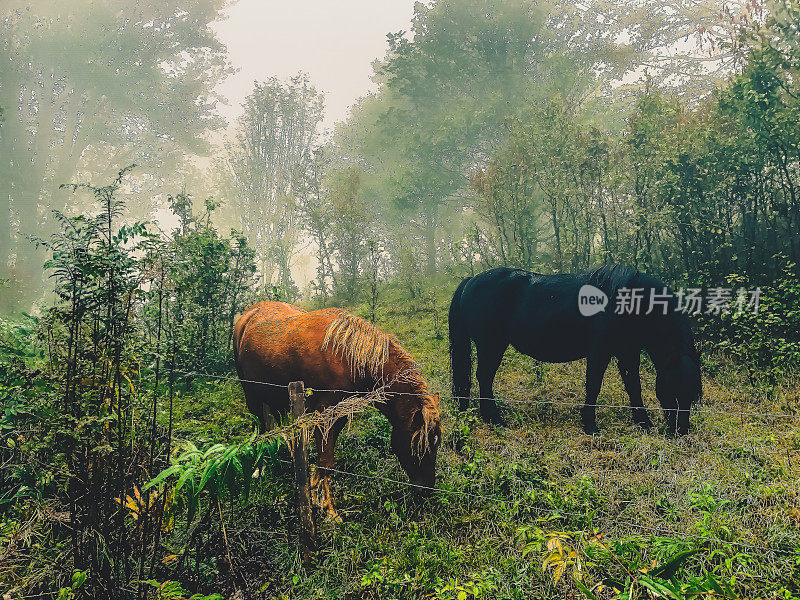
4,281,800,599
148,284,800,598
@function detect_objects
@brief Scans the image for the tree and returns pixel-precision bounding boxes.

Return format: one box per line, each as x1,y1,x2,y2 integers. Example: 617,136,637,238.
332,0,656,275
38,168,148,592
470,123,545,269
0,1,232,311
337,0,558,274
720,0,800,263
227,74,324,292
296,149,335,302
326,168,377,302
471,98,618,273
155,193,257,376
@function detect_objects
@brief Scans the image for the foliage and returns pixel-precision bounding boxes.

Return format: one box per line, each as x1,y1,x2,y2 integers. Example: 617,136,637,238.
8,167,155,594
0,170,258,597
149,193,257,377
572,539,733,600
0,0,232,310
227,73,324,291
470,98,613,272
141,579,223,600
269,0,800,316
144,433,283,526
704,264,800,383
325,0,735,282
0,315,46,509
55,570,87,600
0,314,44,365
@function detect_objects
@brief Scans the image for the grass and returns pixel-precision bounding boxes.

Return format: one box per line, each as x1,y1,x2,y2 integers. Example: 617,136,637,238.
165,281,800,599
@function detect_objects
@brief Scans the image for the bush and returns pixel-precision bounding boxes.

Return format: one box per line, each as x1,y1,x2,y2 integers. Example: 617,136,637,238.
698,262,800,384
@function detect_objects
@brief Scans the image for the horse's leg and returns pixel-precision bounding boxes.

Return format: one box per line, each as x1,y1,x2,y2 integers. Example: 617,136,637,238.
242,383,268,433
581,352,611,435
616,351,653,430
311,416,347,521
656,372,678,436
475,341,508,426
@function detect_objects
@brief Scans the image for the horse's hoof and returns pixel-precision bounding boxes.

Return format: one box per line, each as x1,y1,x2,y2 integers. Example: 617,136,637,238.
635,419,654,431
324,509,342,523
482,412,506,427
583,424,601,435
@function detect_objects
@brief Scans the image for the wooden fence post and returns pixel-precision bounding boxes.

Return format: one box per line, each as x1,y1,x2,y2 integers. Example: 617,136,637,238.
289,381,316,562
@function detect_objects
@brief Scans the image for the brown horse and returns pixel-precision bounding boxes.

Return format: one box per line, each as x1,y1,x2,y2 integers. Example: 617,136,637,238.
233,301,442,519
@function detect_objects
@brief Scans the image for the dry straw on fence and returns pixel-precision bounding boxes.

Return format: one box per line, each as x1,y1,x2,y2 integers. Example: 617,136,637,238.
265,385,387,452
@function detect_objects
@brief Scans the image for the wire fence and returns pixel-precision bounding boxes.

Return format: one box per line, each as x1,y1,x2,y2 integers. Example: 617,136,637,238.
161,365,800,558
169,366,800,421
266,457,797,557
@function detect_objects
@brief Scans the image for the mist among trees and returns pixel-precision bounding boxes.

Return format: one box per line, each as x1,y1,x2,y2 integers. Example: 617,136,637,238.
3,0,798,309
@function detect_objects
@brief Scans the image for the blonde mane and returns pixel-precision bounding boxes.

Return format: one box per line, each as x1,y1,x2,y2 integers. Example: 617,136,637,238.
411,398,441,458
322,310,393,380
322,309,441,457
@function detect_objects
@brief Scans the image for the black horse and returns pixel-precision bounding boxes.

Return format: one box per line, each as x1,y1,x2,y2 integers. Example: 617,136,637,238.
448,266,702,435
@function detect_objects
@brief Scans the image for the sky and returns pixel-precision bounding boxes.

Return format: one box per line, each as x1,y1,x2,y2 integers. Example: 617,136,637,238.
212,0,417,132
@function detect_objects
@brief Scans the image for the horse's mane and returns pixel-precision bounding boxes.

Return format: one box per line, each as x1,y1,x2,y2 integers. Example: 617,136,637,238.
392,363,441,458
588,264,639,299
322,309,440,456
322,309,393,380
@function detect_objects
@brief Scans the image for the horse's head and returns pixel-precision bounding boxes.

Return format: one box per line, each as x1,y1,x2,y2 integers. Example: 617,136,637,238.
657,349,702,436
391,398,442,490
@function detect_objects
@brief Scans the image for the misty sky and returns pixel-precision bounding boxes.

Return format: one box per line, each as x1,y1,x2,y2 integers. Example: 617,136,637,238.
212,0,416,131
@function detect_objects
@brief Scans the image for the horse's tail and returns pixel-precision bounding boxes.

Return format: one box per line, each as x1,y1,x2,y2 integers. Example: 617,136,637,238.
232,315,245,381
232,305,257,379
449,277,473,409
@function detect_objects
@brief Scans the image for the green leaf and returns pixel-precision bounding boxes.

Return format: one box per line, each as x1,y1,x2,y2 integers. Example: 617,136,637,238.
639,575,682,600
175,467,195,494
186,479,199,525
600,577,626,592
198,462,219,494
649,549,698,579
71,570,87,589
573,575,598,600
143,464,181,490
202,443,226,459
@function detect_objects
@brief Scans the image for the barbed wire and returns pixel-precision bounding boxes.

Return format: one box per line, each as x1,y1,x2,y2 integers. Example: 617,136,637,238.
22,290,800,574
156,367,800,555
168,366,800,422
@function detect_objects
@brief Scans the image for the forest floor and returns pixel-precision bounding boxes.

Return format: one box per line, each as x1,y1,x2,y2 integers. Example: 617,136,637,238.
167,283,800,599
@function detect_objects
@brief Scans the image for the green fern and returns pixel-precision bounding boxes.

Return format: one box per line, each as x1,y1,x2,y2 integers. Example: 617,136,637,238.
145,429,283,525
